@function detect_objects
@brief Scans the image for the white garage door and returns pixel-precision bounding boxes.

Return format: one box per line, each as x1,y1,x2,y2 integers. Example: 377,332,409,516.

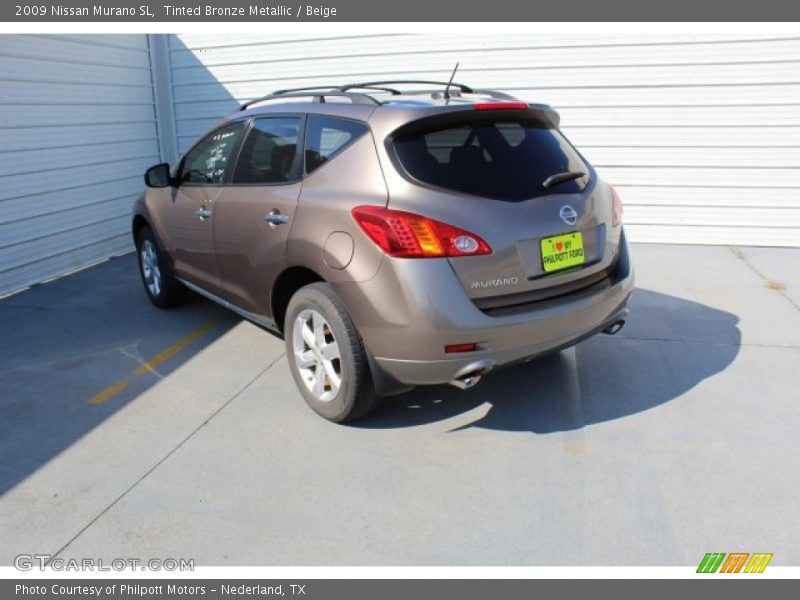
168,32,800,247
0,34,161,295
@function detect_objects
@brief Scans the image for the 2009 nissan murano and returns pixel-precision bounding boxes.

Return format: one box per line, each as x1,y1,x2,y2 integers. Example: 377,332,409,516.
133,80,634,422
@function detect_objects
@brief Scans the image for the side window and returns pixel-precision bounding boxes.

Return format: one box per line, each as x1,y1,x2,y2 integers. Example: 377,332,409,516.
304,116,368,174
180,122,243,185
232,117,301,184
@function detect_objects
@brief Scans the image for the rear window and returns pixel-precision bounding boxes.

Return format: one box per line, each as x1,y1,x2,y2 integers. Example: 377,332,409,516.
392,118,589,201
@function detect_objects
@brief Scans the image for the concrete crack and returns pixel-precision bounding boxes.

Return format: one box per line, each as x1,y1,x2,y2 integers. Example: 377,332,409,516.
729,246,800,312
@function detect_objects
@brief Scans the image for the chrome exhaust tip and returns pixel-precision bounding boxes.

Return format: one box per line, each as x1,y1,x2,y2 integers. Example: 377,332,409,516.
450,372,483,390
448,359,495,390
603,319,626,335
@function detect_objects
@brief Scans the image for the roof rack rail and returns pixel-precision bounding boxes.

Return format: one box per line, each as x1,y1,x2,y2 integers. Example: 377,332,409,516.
340,81,520,102
236,81,523,112
271,85,352,96
238,87,379,111
340,80,475,94
336,84,402,95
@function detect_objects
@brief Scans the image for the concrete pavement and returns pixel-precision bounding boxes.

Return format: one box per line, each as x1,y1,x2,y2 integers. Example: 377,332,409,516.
0,244,798,565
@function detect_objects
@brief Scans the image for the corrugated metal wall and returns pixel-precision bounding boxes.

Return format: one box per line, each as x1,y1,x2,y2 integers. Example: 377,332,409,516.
0,33,797,295
169,32,800,247
0,34,161,295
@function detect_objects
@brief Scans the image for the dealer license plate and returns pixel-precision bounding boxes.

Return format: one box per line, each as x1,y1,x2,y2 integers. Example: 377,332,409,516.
540,232,585,273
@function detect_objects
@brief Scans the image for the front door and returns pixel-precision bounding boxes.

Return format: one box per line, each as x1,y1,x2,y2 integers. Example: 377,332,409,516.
212,117,304,321
164,121,244,294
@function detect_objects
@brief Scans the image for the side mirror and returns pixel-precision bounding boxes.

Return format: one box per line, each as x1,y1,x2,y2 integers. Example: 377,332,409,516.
144,163,173,188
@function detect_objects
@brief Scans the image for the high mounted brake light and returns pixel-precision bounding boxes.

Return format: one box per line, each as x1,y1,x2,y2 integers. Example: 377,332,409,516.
474,102,529,111
352,206,492,258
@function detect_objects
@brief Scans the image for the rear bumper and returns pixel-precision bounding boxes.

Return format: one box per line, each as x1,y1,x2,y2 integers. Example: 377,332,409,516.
374,305,630,388
334,230,634,391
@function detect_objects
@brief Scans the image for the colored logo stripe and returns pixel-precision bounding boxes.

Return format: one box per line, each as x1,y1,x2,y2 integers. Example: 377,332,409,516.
697,553,726,573
697,552,773,573
720,553,749,573
744,553,773,573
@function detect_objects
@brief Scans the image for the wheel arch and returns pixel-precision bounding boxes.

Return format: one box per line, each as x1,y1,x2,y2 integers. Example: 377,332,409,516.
273,266,413,398
132,213,150,247
271,266,325,333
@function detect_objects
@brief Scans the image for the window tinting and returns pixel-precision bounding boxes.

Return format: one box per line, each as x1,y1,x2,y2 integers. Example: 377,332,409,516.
232,117,302,184
305,116,368,174
393,119,589,201
180,122,243,185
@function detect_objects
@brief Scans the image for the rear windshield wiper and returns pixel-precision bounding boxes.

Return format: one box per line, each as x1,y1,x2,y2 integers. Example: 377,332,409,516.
542,171,585,189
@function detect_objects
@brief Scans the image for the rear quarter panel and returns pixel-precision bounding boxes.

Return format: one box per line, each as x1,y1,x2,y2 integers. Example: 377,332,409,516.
286,131,389,283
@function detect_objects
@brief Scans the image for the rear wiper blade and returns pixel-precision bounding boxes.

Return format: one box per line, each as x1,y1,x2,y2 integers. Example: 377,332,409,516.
542,171,585,189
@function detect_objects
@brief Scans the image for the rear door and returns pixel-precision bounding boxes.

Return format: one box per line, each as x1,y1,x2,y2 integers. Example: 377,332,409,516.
212,116,304,319
386,111,622,308
164,121,244,294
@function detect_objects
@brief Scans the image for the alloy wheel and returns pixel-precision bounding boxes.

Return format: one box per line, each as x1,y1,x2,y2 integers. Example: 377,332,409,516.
140,239,162,298
292,309,342,402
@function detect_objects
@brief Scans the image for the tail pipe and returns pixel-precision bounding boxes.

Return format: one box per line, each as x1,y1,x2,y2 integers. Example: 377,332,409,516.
449,317,626,390
603,319,626,335
449,360,495,390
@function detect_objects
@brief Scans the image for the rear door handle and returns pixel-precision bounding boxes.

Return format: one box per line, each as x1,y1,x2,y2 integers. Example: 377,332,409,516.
263,210,289,226
196,207,212,220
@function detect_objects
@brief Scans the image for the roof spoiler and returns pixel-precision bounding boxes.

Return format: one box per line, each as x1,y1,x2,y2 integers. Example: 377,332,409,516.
530,103,560,128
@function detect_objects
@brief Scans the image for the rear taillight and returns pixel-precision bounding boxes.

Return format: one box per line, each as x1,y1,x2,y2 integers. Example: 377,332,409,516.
474,102,529,111
351,206,492,258
610,185,623,227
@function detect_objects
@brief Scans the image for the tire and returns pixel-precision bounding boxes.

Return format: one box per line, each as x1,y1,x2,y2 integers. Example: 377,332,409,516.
136,226,187,308
285,282,379,422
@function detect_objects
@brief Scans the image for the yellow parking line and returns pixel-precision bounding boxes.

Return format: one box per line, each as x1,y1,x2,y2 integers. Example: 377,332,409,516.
88,380,129,406
132,320,218,377
88,320,217,406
